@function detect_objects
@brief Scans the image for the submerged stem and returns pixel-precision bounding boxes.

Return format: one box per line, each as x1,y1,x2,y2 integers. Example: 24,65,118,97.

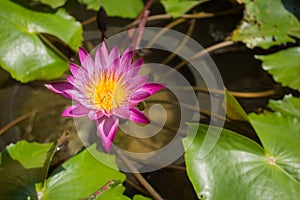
114,149,164,200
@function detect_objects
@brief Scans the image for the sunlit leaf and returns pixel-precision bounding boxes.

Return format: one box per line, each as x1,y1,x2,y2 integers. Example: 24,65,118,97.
6,141,53,169
161,0,208,18
0,1,82,82
34,0,67,8
95,183,130,200
0,141,54,199
78,0,143,18
255,47,300,91
232,0,300,49
183,124,300,199
38,144,126,199
268,94,300,118
249,98,300,182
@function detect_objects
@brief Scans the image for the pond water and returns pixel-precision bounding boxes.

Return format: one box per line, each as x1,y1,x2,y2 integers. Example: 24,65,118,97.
0,1,294,199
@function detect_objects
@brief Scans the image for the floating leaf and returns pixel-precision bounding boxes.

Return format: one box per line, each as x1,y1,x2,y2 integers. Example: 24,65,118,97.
95,183,130,200
268,94,300,118
183,124,300,199
0,141,54,199
34,0,67,8
0,1,82,82
78,0,143,18
161,0,208,18
38,144,126,199
255,47,300,91
232,0,300,49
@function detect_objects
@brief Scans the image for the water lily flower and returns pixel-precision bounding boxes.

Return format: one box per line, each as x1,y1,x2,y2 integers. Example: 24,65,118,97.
45,43,164,152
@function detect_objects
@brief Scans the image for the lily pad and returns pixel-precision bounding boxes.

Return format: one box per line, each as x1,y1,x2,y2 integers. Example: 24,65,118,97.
78,0,143,18
0,141,54,199
268,94,300,118
161,0,208,18
38,144,126,199
95,183,130,200
34,0,67,8
255,47,300,91
232,0,300,49
183,123,300,199
0,1,82,82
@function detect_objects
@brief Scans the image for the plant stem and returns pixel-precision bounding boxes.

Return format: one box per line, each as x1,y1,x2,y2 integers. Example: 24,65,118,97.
161,19,196,65
123,5,243,29
38,33,69,62
0,112,35,136
191,87,278,98
173,40,234,71
114,149,164,200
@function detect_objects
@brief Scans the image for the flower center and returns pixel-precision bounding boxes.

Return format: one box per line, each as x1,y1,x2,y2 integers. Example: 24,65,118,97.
93,72,127,112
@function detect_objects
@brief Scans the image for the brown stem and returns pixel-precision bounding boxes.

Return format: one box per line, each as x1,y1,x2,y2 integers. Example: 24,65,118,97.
145,18,187,48
125,178,149,195
123,5,243,29
0,112,36,136
173,40,234,71
114,149,164,200
191,87,278,98
161,19,196,65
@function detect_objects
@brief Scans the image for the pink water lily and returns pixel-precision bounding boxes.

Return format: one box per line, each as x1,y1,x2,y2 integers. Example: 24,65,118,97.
45,43,164,152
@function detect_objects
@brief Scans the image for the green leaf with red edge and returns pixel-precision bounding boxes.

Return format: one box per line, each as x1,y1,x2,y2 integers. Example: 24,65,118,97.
232,0,300,49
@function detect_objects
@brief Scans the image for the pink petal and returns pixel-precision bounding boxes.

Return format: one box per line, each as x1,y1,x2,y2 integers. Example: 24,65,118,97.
129,108,150,124
95,42,109,70
96,116,119,152
130,91,150,101
126,76,148,91
44,82,73,99
138,83,165,95
131,58,143,68
88,110,104,120
127,64,142,77
66,75,75,86
62,104,89,117
78,47,94,69
120,47,134,71
113,107,130,119
108,46,120,65
69,63,81,76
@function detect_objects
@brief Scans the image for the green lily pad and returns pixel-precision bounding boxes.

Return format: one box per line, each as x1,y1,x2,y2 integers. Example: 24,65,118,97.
38,144,126,199
232,0,300,49
161,0,208,18
0,1,82,82
34,0,67,8
95,183,130,200
183,123,300,199
255,47,300,91
78,0,143,18
0,141,54,199
268,95,300,118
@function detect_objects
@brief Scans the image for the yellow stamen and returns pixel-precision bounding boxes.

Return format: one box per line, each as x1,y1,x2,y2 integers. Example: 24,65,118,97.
93,72,127,112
